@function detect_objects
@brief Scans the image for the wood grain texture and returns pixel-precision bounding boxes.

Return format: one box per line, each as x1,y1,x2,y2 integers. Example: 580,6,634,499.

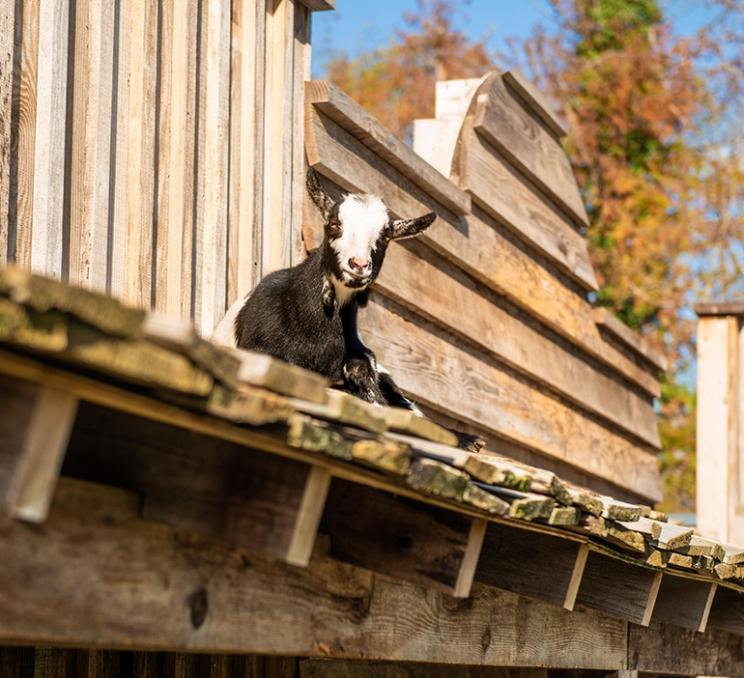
155,0,194,316
360,298,662,502
12,0,40,271
0,476,628,668
593,308,667,371
228,0,263,305
305,199,658,448
475,521,586,608
194,0,230,334
451,117,596,291
470,73,588,226
300,660,548,678
0,0,16,266
261,0,294,275
576,552,661,625
0,374,78,523
503,70,567,138
652,576,717,633
628,620,744,676
68,0,115,292
65,401,323,564
306,80,470,216
29,0,69,279
305,107,660,399
297,0,336,10
321,479,477,596
707,585,744,636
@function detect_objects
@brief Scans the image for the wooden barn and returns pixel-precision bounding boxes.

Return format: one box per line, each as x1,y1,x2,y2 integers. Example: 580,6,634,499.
1,1,743,677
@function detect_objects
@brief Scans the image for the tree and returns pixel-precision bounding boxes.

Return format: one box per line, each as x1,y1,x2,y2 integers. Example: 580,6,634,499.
327,0,491,139
324,0,744,511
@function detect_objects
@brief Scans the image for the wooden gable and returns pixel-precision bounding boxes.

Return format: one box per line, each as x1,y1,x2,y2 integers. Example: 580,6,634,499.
305,72,664,503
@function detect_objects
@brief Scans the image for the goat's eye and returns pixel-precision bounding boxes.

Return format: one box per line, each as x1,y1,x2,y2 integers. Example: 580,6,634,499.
328,219,342,237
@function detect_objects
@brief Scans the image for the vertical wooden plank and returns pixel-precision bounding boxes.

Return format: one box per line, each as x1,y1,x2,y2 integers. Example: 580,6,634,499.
9,0,39,270
194,0,230,335
290,1,310,265
563,543,589,611
285,465,331,566
155,0,193,318
164,653,199,678
696,316,740,543
33,648,75,678
122,0,158,308
77,650,122,678
261,0,294,274
228,0,262,305
453,517,487,598
132,651,164,678
0,0,18,265
68,0,115,292
30,0,70,279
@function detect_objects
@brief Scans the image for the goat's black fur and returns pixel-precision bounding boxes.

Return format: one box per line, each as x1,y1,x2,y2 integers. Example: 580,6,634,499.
235,169,433,406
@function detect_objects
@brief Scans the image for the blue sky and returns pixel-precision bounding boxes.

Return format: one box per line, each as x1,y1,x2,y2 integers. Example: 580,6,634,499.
312,1,724,77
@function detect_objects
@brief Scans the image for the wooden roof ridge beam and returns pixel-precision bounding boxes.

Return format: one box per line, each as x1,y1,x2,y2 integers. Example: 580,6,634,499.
502,69,569,138
305,80,471,216
652,575,718,633
576,551,662,626
475,521,590,611
66,402,331,568
592,307,668,372
320,478,486,598
0,373,79,523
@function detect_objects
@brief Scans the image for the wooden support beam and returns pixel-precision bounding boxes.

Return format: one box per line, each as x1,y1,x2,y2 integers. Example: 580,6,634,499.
297,0,335,10
707,585,744,636
475,522,588,610
576,552,662,626
0,374,78,522
64,402,329,566
0,477,629,668
301,659,549,677
628,620,744,676
320,479,485,597
652,575,718,633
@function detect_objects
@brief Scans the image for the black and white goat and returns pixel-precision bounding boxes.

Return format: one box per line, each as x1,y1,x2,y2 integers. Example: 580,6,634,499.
235,169,433,408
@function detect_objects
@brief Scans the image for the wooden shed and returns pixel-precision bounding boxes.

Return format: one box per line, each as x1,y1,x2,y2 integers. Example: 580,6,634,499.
1,1,744,677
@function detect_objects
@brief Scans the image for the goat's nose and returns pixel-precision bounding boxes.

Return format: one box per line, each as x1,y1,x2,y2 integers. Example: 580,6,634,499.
349,256,369,272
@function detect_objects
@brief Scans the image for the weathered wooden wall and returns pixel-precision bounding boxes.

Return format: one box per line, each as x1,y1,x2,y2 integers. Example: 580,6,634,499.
304,76,664,503
0,0,311,336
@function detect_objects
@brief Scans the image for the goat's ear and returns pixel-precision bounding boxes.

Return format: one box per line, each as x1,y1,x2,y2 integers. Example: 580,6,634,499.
390,212,436,240
306,168,335,220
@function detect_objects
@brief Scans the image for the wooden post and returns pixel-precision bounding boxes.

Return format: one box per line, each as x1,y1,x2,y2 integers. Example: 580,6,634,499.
0,374,79,522
696,304,744,544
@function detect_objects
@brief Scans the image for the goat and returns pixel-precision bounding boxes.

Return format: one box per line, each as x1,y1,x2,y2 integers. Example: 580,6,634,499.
235,169,433,407
235,169,485,451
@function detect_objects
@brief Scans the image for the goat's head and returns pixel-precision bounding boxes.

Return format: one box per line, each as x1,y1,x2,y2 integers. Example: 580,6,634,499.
307,169,436,293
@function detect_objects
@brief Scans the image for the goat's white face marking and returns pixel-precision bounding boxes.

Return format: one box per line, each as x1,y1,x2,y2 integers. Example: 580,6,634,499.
332,194,388,285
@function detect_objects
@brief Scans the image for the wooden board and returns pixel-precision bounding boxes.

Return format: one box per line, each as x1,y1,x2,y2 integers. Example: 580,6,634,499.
301,660,548,678
65,401,327,566
360,299,662,502
0,476,628,668
652,576,717,633
470,73,588,226
68,0,115,293
305,107,660,399
576,552,661,625
502,70,567,138
450,121,597,292
475,521,587,609
707,585,744,636
0,0,16,267
304,202,657,448
30,0,69,279
593,308,667,371
321,479,482,597
628,621,744,676
306,81,470,216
